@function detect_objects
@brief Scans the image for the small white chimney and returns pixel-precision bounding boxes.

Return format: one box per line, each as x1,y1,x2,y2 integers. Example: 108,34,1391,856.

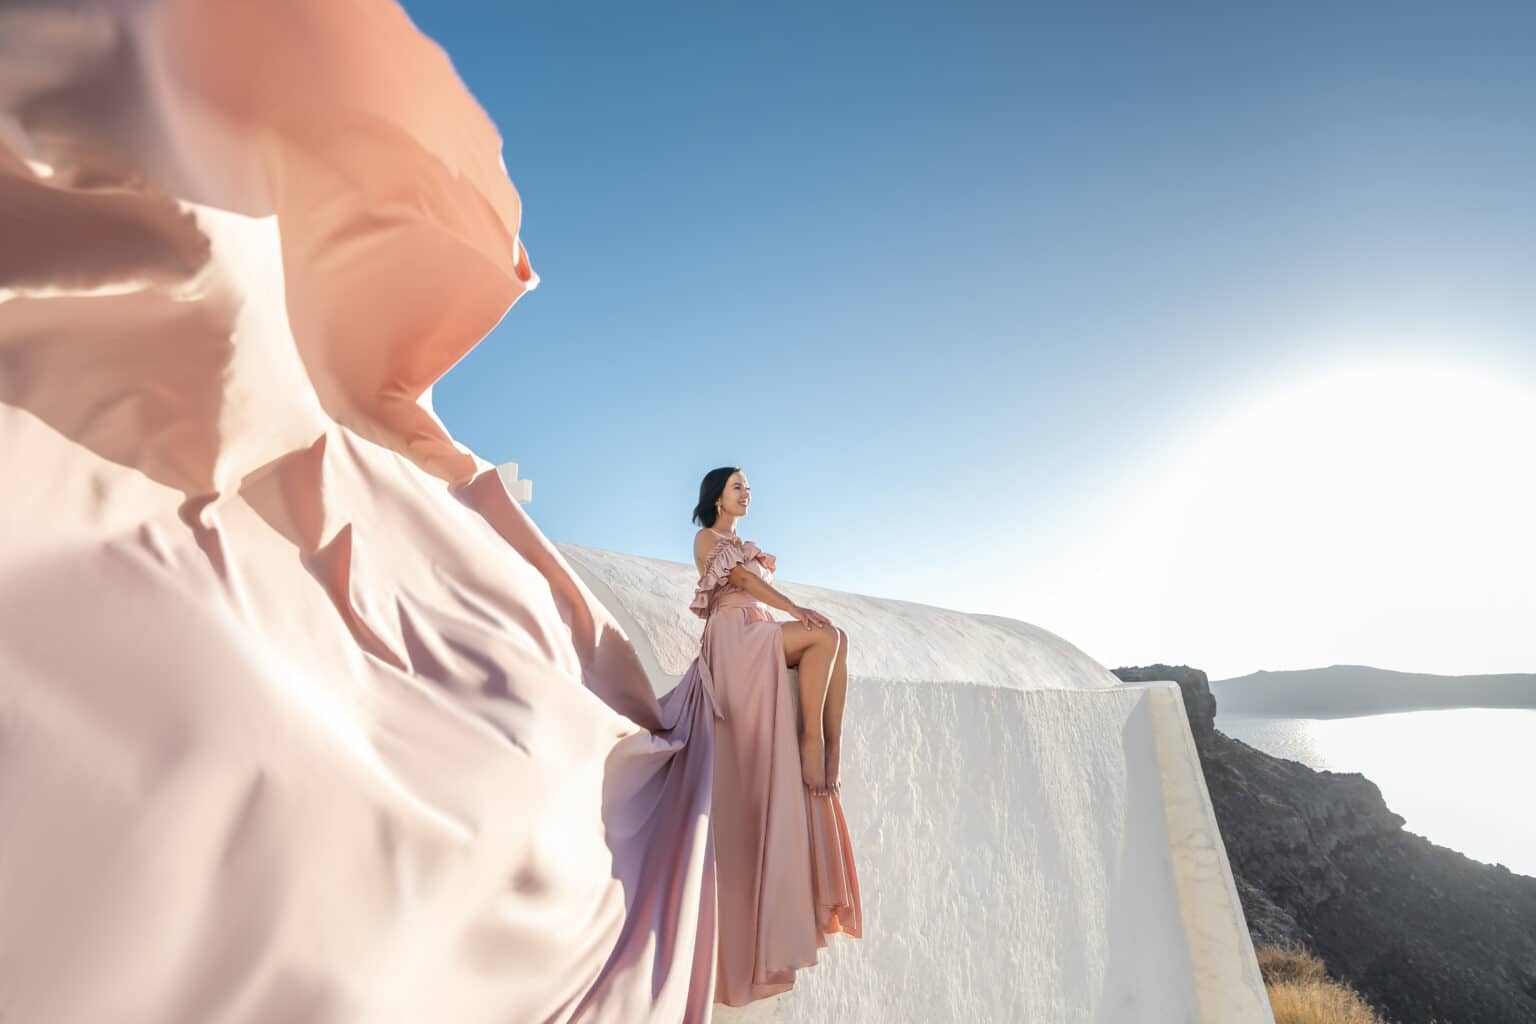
496,462,532,504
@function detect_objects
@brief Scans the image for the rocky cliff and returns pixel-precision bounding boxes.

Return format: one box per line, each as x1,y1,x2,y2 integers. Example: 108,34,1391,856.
1114,663,1536,1024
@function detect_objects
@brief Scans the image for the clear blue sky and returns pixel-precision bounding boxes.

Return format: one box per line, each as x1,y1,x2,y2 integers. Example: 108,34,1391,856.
403,1,1535,679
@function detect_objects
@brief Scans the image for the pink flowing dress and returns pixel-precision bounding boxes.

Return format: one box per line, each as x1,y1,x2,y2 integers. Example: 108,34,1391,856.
686,534,863,1006
0,0,850,1018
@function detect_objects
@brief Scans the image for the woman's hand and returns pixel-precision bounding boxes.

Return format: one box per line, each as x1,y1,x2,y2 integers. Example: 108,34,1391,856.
791,605,832,631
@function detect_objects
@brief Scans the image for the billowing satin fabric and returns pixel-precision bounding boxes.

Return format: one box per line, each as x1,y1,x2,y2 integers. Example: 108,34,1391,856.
1,2,729,1022
685,537,863,1006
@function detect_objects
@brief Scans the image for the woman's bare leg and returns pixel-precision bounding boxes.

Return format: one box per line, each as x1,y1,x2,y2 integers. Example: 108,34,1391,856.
823,628,849,789
783,623,839,794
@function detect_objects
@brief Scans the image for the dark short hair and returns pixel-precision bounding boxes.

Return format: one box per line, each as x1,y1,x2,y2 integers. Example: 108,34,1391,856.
691,466,741,527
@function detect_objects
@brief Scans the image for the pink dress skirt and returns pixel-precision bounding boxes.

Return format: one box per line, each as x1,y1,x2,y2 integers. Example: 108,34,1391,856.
685,536,862,1006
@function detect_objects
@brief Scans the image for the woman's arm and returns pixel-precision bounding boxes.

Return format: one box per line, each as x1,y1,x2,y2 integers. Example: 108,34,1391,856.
726,564,799,614
727,564,808,617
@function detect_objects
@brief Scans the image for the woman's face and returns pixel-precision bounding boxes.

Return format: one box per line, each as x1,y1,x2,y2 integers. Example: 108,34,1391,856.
721,472,750,518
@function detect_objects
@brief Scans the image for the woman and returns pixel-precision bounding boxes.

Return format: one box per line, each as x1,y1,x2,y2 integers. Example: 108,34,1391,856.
687,466,863,1006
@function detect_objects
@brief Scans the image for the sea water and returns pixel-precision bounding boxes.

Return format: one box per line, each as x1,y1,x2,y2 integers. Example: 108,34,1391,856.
1216,707,1536,878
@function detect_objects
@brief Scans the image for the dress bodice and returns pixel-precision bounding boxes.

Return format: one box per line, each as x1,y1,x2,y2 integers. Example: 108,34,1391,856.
690,535,774,619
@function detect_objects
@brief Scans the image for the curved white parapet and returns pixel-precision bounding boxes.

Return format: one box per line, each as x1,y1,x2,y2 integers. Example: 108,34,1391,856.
559,544,1119,692
560,544,1275,1024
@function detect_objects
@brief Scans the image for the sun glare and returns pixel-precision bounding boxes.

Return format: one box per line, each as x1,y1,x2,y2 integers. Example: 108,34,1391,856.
1060,358,1536,677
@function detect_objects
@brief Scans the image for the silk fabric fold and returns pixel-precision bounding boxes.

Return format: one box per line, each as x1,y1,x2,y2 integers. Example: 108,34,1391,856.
1,2,720,1020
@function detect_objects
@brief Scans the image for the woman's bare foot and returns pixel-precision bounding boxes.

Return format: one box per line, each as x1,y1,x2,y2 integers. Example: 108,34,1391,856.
825,739,841,793
800,735,828,795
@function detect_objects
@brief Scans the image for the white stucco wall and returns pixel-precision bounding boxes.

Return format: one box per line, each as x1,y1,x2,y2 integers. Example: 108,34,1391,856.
559,543,1274,1024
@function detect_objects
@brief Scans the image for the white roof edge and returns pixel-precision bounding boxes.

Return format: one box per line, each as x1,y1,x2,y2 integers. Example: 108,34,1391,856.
556,542,1121,692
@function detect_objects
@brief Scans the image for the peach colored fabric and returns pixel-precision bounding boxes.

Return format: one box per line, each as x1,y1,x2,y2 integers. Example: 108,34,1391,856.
0,1,753,1021
688,536,863,1006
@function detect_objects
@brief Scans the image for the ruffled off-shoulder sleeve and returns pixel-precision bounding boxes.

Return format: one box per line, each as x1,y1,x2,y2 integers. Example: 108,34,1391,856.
690,538,764,619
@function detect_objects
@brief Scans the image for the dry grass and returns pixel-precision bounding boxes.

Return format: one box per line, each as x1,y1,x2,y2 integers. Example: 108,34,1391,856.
1256,944,1386,1024
1266,980,1386,1024
1257,944,1329,986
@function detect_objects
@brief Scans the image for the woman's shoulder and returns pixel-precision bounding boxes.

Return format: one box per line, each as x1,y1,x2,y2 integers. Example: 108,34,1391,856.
693,528,728,569
692,528,749,573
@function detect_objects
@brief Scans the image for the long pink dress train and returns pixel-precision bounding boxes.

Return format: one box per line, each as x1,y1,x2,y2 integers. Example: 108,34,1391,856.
0,1,838,1022
683,535,863,1006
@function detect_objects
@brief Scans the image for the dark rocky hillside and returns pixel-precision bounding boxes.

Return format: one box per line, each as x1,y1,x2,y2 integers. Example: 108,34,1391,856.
1114,663,1536,1024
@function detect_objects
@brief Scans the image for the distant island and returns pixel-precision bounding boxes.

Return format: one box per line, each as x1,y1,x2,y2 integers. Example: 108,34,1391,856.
1211,663,1536,717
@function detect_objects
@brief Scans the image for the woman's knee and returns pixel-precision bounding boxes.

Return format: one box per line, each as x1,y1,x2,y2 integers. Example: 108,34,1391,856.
820,625,847,655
